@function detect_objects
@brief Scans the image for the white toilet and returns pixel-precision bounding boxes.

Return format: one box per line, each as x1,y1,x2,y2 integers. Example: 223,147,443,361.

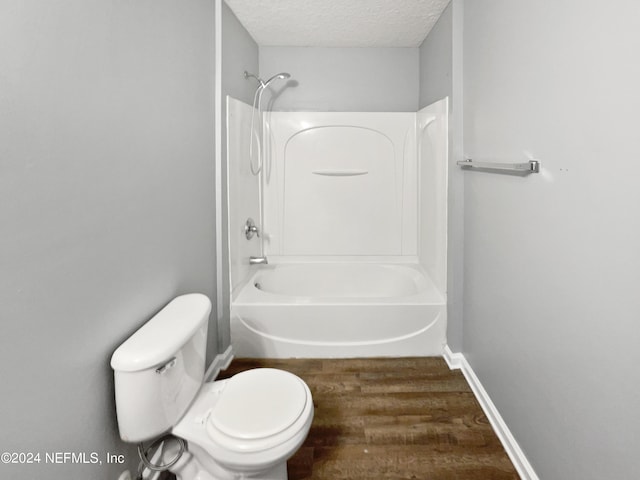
110,293,314,480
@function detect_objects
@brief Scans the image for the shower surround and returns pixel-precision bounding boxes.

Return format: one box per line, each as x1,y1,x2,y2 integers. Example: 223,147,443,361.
227,97,448,357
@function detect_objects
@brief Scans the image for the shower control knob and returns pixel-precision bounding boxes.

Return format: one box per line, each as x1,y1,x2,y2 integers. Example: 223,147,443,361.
245,218,260,240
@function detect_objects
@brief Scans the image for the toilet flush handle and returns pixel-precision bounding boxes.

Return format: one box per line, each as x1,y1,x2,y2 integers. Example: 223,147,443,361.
155,357,177,374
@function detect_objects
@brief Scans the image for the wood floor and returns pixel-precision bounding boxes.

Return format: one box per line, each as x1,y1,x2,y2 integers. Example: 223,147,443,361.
219,357,518,480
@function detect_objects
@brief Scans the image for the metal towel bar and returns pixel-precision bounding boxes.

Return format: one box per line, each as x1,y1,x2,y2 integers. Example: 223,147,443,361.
457,159,540,173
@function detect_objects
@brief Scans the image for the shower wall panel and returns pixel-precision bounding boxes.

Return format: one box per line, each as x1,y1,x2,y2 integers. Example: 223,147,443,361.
263,112,417,257
227,96,261,292
418,98,449,294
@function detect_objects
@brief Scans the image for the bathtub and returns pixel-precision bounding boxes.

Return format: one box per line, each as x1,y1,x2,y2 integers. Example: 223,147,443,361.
230,263,446,358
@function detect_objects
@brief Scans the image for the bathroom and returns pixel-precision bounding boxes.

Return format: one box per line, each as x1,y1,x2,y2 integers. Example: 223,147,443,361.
2,0,639,479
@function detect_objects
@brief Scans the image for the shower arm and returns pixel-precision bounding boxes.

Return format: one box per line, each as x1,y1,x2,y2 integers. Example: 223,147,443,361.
244,71,265,88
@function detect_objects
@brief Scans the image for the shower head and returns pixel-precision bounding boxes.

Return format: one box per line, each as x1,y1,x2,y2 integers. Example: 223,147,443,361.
244,70,291,89
244,71,291,89
263,72,291,88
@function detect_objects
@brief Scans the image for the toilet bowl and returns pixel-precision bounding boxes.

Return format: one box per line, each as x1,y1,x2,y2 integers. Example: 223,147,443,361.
171,368,313,479
110,294,313,480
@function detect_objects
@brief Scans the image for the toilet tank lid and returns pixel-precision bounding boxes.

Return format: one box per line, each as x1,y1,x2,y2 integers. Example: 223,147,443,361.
110,294,212,372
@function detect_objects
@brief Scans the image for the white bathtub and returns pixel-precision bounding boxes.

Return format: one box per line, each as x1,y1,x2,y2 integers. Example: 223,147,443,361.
230,263,446,358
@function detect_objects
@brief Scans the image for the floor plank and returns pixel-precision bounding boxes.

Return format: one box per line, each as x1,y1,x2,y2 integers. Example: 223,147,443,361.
219,358,519,480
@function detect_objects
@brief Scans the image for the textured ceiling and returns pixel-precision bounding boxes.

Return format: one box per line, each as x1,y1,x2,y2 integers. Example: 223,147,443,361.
225,0,451,47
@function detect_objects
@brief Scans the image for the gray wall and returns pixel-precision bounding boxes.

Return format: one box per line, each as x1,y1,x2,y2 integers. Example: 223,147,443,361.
220,2,259,349
0,0,215,478
259,47,419,111
419,0,464,351
419,2,452,108
462,0,640,478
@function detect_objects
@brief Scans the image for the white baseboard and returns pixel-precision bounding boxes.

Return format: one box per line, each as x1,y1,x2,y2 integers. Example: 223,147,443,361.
443,344,464,369
443,345,539,480
204,345,234,382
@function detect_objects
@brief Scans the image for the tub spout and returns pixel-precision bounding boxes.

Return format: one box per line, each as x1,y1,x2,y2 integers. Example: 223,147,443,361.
249,256,268,265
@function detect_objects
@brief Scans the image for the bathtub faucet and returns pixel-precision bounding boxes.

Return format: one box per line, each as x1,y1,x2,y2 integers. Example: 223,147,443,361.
249,256,268,265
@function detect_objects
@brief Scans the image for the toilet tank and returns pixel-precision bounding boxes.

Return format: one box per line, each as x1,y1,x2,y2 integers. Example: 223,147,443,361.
110,294,211,443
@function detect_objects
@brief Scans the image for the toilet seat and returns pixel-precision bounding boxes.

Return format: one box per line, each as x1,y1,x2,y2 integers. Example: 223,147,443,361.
205,368,310,453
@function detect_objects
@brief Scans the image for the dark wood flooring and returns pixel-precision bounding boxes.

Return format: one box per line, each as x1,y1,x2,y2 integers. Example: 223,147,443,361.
219,357,518,480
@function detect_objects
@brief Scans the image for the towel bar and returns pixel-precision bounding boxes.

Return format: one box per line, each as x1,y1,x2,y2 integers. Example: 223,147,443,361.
457,159,540,173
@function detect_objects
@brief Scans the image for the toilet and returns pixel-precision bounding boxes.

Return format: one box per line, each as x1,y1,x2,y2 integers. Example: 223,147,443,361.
110,293,313,480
